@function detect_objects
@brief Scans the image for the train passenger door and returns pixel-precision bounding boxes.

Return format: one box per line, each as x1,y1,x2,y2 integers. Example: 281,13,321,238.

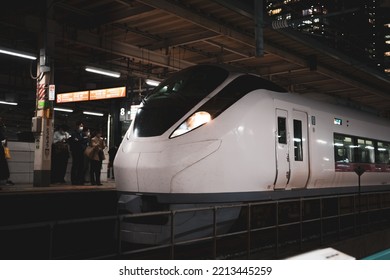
288,110,309,189
274,109,290,189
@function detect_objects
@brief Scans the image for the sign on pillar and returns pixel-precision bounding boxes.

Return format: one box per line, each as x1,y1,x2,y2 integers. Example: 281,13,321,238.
33,69,54,187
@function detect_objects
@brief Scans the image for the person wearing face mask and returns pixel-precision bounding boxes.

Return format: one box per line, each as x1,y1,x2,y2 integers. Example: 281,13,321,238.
69,121,88,185
51,124,70,184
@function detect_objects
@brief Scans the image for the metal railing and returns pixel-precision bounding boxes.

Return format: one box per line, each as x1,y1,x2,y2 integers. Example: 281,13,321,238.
2,190,390,259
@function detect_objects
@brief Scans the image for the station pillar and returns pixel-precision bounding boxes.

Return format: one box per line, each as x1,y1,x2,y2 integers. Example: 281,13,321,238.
33,50,54,187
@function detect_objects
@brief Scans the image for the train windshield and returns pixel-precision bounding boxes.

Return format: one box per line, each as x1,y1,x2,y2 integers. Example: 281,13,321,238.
144,65,228,104
134,65,229,137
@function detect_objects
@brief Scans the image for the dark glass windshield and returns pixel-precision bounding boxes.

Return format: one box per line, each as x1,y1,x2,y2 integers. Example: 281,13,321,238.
198,74,286,119
144,65,229,104
133,65,229,137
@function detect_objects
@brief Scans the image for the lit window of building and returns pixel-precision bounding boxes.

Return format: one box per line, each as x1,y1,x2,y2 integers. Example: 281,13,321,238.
269,8,282,16
265,0,388,73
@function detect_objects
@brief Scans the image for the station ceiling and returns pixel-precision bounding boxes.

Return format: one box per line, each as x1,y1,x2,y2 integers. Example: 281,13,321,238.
0,0,390,132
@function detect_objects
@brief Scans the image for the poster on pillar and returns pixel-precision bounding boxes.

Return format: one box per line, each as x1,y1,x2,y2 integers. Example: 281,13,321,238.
37,83,47,110
33,119,53,160
44,120,51,160
49,84,55,101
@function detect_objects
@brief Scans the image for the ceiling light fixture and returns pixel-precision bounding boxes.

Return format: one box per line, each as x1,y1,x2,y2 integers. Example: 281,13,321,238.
83,111,104,117
0,46,37,60
85,66,121,78
54,107,73,113
0,101,18,106
145,79,160,87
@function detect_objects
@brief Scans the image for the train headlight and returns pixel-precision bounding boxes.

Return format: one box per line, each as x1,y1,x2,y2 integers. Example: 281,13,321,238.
170,111,211,138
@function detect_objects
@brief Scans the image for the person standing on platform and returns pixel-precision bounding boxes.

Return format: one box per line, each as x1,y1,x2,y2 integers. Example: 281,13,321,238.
89,130,105,186
82,127,91,184
51,124,70,184
107,144,118,179
69,121,88,185
0,117,14,186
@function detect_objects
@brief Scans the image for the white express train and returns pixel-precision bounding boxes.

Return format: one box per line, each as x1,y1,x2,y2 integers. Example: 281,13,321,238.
114,64,390,244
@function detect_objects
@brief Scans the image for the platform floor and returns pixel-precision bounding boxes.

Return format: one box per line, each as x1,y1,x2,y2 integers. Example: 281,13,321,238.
0,179,116,194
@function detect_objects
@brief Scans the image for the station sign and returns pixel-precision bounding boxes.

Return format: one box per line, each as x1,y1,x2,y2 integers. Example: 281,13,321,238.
56,86,126,103
57,91,89,103
119,104,141,122
90,86,126,100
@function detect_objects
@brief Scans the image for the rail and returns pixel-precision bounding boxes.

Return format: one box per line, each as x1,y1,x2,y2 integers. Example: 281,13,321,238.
1,190,390,259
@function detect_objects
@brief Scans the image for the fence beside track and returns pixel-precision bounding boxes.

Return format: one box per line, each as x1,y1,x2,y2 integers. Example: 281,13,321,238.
2,190,390,259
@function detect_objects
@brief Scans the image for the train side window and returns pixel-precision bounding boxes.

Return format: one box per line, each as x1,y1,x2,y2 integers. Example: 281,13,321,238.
278,117,287,144
376,141,390,164
357,138,375,163
293,119,303,161
334,134,355,163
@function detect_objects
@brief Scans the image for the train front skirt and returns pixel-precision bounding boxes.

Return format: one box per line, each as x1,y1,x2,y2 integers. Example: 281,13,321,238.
119,194,241,245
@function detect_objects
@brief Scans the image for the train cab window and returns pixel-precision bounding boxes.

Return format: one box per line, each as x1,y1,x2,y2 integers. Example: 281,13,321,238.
144,65,228,103
293,119,303,161
357,138,375,163
278,117,287,144
376,142,390,164
334,134,355,163
134,65,229,137
198,75,286,120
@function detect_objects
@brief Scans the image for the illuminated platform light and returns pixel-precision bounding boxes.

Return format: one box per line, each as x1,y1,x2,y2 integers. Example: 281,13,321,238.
83,111,104,117
145,79,160,87
0,46,37,60
0,101,18,106
85,66,120,78
54,107,73,113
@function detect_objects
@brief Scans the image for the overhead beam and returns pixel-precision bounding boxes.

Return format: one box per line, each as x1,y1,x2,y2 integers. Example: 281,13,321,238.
205,39,253,58
254,0,264,56
65,0,388,100
209,0,390,99
55,2,155,28
136,0,255,47
147,31,221,50
133,0,321,71
315,64,390,101
62,29,195,70
212,0,254,19
276,26,390,87
94,5,155,26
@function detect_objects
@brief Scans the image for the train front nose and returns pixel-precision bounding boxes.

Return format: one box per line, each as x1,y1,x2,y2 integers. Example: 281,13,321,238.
113,146,140,193
114,139,173,193
114,139,221,194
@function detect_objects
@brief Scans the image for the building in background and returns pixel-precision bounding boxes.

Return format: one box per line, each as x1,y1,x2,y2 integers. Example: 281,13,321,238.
379,1,390,74
266,0,390,76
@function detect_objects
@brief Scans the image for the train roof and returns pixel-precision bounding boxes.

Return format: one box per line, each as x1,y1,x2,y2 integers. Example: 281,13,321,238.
164,64,388,126
270,89,390,127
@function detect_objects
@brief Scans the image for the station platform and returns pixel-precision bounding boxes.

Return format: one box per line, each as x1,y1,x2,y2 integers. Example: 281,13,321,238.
3,141,115,195
0,180,116,195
